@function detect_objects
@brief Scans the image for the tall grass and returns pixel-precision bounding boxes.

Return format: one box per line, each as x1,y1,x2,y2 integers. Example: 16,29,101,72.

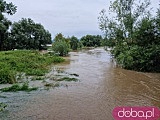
0,50,64,84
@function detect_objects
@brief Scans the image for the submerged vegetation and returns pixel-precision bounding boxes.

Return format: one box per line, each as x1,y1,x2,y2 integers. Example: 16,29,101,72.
57,77,78,82
0,50,64,84
0,103,7,111
44,82,60,88
0,82,38,92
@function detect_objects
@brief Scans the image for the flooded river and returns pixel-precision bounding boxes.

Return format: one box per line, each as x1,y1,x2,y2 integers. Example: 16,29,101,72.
0,48,160,120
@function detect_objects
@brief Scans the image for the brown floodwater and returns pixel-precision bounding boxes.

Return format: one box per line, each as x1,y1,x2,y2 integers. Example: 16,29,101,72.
0,48,160,120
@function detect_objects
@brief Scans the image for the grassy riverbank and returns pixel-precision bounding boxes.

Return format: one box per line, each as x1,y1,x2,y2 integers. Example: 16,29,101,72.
0,50,64,84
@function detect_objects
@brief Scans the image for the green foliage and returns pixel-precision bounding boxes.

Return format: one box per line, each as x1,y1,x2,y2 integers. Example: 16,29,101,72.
98,0,151,40
0,67,16,84
1,82,38,92
111,16,160,72
99,0,160,72
69,36,79,50
0,50,64,84
133,18,159,47
52,41,69,56
0,0,17,51
101,37,116,47
52,33,70,56
10,18,52,50
54,33,70,47
78,41,83,49
54,33,65,42
116,45,160,72
80,35,103,47
0,0,17,15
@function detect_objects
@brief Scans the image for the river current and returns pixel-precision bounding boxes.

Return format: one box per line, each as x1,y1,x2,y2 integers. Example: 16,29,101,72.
0,48,160,120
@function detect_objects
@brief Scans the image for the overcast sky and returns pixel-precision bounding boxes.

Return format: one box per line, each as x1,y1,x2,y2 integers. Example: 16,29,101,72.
5,0,159,39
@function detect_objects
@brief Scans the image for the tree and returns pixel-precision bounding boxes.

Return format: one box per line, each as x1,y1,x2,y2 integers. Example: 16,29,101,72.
98,0,151,42
155,8,160,43
98,0,160,72
54,33,70,47
0,0,17,51
52,41,69,56
69,36,79,50
10,18,52,50
52,33,70,56
133,17,158,47
80,35,102,47
54,33,64,42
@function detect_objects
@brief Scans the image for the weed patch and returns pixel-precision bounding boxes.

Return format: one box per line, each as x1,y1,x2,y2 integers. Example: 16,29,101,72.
0,82,38,92
0,50,64,84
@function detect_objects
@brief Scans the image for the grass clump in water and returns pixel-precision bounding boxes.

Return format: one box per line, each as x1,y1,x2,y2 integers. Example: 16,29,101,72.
44,82,60,88
69,73,79,77
0,82,38,92
0,103,7,111
57,77,78,82
0,50,64,84
31,76,45,81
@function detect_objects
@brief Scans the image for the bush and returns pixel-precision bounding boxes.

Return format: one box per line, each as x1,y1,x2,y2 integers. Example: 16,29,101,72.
52,41,69,56
116,45,160,72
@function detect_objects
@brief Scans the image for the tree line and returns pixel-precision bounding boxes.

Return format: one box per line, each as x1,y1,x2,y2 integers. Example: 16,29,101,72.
52,33,103,56
98,0,160,72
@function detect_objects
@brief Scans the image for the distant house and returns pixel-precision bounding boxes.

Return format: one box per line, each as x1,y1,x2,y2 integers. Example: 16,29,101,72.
46,44,52,47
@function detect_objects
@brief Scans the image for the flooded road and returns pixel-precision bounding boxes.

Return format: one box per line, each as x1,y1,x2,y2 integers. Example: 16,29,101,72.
0,48,160,120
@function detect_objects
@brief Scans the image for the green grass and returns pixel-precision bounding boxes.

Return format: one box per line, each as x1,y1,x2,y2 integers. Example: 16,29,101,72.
0,50,64,84
0,82,38,92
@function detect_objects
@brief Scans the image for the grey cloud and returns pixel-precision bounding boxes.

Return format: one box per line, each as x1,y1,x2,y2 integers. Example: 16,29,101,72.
5,0,158,38
5,0,108,38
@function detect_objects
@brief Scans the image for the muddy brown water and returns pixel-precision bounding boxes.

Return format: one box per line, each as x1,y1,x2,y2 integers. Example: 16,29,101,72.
0,48,160,120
